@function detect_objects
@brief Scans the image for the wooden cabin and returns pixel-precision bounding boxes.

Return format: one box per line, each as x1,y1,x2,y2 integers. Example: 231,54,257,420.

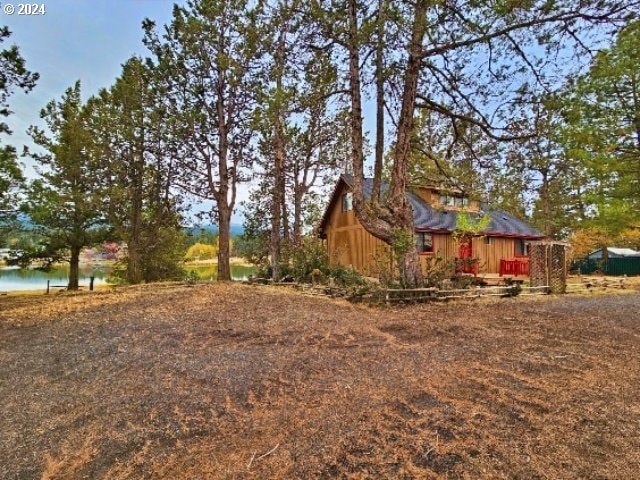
318,175,545,276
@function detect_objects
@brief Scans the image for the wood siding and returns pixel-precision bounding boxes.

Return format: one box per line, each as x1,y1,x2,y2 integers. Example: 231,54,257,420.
323,184,391,275
417,235,515,273
472,237,516,273
323,184,520,275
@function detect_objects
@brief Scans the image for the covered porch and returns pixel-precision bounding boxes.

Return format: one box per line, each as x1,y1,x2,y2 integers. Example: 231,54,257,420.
455,257,531,285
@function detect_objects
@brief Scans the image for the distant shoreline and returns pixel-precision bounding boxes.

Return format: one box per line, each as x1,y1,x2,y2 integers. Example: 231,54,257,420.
1,258,253,269
184,257,252,267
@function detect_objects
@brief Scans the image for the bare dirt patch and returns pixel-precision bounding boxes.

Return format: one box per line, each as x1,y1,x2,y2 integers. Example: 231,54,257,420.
1,284,640,478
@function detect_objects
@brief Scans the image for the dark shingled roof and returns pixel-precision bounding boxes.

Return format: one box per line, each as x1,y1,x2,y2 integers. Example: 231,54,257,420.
338,175,544,238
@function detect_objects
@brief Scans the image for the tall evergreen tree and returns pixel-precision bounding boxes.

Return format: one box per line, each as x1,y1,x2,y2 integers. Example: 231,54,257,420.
143,0,264,281
516,97,587,238
0,26,38,239
564,20,640,233
252,0,345,279
87,57,185,284
24,82,107,290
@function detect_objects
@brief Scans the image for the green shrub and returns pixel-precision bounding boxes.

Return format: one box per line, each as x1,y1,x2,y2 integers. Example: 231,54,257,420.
141,226,186,282
245,236,369,289
184,269,200,284
369,246,397,287
288,237,330,282
421,256,456,287
235,232,270,267
327,265,367,288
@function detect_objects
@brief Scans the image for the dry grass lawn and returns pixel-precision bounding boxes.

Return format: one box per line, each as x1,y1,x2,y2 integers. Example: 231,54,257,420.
1,284,640,479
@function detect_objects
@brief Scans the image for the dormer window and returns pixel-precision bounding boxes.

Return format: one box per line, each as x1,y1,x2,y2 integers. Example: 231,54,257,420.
439,194,453,206
342,192,353,212
440,194,469,208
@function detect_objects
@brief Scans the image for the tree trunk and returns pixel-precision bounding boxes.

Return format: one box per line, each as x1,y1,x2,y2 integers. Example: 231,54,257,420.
127,153,144,284
634,116,640,206
270,29,287,281
400,239,422,288
68,245,81,290
345,0,427,287
293,186,303,245
127,240,143,284
372,0,386,202
386,0,428,288
217,204,232,281
541,171,551,237
389,1,426,208
281,181,289,240
346,0,389,241
347,0,366,203
215,59,232,283
270,141,284,280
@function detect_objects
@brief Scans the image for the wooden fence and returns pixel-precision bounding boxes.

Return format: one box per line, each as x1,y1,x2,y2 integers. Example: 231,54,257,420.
369,285,550,305
565,276,629,294
46,277,95,294
247,279,551,305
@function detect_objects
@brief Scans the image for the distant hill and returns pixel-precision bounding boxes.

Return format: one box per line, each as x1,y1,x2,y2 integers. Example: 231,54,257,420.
15,216,245,238
185,224,244,237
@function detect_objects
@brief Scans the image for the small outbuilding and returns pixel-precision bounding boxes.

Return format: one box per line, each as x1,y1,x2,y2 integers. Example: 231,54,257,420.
587,247,640,260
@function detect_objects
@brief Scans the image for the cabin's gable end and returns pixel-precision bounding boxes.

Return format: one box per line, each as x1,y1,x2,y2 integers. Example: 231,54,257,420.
319,179,391,274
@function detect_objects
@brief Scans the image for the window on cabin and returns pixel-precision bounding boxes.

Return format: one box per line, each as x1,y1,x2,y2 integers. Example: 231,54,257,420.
515,239,527,256
342,192,353,212
416,232,434,253
484,236,493,245
440,194,469,207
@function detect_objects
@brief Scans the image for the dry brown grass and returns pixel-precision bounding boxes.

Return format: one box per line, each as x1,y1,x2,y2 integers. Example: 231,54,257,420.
1,284,640,479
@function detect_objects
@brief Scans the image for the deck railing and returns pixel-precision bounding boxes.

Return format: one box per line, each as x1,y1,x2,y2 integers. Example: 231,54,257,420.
499,257,529,277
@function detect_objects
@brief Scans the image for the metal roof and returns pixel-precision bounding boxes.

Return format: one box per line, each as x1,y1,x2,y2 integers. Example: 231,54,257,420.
589,247,640,257
336,175,544,238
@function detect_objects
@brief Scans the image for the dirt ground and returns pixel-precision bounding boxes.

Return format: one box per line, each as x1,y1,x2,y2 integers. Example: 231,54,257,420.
1,284,640,479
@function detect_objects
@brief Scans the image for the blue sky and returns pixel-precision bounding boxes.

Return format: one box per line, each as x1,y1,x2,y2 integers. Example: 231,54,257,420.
2,0,248,224
4,1,178,159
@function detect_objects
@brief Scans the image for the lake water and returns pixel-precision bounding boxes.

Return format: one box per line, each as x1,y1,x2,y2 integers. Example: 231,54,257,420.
0,263,257,292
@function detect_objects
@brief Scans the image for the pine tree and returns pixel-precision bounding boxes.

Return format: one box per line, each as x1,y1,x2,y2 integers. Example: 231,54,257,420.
0,26,38,240
87,57,185,283
564,20,640,234
143,0,264,281
251,0,347,279
24,82,107,290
